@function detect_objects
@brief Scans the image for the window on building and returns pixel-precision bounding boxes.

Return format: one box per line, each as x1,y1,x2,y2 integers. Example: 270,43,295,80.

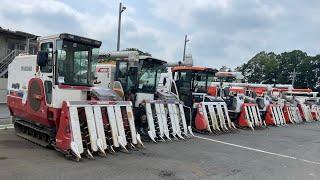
7,42,15,51
17,44,25,51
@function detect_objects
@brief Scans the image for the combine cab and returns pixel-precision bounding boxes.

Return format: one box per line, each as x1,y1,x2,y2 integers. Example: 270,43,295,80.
163,66,236,134
96,52,192,142
7,34,142,161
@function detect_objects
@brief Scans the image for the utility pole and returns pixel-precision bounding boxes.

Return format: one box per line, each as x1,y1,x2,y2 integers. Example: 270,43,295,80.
26,37,29,54
117,2,126,51
290,68,300,87
291,68,296,86
182,35,189,62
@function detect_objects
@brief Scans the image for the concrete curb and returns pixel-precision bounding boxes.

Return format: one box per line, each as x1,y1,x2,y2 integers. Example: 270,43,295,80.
0,124,14,130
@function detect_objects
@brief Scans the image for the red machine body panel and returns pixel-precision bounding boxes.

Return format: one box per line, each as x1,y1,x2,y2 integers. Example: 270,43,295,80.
7,78,58,127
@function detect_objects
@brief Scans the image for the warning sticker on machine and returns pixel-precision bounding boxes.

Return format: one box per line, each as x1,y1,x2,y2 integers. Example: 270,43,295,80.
96,68,109,73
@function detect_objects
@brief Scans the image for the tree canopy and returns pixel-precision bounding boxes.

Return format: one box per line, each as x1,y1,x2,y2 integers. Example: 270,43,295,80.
123,48,151,56
236,50,320,92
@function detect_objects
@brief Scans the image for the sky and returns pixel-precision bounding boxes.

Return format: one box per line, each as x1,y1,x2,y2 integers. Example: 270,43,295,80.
0,0,319,68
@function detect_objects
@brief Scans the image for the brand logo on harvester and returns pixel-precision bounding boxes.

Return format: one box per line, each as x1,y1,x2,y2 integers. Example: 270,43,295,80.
96,68,109,73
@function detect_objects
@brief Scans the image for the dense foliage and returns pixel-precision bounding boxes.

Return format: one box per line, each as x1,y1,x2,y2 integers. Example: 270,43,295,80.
236,50,320,91
123,48,151,56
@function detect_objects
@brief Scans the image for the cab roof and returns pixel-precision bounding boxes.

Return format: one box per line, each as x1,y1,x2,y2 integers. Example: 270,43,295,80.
38,33,101,48
171,66,218,73
140,56,167,65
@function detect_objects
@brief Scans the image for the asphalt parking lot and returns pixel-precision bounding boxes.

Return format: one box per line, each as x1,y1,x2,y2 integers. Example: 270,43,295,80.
1,121,320,180
0,104,10,125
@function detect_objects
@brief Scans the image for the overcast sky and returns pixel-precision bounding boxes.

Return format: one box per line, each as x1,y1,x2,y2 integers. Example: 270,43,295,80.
0,0,319,68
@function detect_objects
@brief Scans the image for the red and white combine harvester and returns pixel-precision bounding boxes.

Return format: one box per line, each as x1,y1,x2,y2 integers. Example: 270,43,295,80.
95,51,192,143
159,66,237,134
7,34,143,161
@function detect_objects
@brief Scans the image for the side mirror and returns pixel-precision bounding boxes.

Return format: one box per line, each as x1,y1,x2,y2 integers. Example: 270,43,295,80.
37,51,48,67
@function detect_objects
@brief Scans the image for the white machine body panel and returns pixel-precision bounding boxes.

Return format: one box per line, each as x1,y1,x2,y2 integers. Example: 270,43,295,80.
7,55,37,93
95,64,115,88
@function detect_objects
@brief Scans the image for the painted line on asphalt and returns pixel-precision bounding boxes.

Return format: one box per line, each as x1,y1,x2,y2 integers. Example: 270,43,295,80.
195,135,320,166
0,124,14,130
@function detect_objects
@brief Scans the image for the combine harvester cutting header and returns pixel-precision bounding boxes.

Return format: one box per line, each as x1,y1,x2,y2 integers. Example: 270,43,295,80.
96,51,192,142
7,34,143,161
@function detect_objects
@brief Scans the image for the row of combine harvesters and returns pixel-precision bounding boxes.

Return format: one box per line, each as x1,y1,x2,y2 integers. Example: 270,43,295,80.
159,67,320,132
6,33,320,161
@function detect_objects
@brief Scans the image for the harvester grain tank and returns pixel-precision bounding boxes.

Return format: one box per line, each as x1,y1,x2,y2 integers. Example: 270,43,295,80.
7,34,142,161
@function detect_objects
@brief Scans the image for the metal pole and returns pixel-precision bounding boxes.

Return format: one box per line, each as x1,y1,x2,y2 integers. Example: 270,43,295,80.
182,35,187,62
26,38,29,54
117,3,122,51
292,68,296,86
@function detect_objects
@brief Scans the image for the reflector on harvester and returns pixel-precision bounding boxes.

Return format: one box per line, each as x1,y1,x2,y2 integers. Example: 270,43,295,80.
237,103,265,130
265,104,286,126
145,100,191,142
67,101,142,160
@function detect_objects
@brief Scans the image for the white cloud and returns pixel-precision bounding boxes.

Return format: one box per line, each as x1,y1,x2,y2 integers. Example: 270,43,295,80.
0,0,164,54
0,0,319,69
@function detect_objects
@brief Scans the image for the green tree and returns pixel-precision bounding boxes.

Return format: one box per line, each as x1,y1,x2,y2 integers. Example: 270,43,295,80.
123,48,151,56
236,51,278,83
236,50,320,92
276,50,307,84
